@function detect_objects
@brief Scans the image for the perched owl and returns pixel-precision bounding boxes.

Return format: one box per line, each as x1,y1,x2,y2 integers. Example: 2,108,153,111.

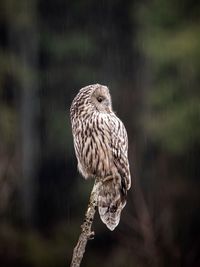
70,84,131,231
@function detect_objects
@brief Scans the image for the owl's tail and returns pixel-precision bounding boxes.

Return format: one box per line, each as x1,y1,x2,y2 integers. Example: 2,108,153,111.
98,176,127,231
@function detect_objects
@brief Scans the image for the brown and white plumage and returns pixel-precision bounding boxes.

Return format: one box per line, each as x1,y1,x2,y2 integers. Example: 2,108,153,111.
70,84,131,230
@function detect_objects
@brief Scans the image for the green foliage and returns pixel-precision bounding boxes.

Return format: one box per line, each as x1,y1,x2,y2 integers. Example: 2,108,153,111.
44,33,96,60
0,223,79,267
0,105,17,147
138,0,200,154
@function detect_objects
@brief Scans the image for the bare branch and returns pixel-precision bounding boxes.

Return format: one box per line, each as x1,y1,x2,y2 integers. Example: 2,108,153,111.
70,178,102,267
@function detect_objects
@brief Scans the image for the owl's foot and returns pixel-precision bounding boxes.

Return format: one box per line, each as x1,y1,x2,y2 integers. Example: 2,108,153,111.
102,175,113,183
102,175,120,184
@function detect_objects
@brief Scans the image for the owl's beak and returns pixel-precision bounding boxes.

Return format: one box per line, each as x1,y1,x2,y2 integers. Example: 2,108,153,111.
105,100,111,113
105,99,110,107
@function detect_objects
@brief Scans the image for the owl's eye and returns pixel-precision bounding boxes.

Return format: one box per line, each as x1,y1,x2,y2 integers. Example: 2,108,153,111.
97,96,103,103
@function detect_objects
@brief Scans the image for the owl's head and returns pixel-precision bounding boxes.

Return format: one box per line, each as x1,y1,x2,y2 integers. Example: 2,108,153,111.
91,84,112,113
79,83,113,113
70,84,113,119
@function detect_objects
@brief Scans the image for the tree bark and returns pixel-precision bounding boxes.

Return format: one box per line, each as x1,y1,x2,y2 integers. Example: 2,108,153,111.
70,178,102,267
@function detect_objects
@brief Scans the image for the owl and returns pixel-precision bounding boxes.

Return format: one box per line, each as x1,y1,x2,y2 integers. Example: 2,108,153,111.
70,84,131,231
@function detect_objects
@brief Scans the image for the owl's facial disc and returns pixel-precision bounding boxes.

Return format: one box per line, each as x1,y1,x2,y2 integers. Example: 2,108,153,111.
92,86,112,113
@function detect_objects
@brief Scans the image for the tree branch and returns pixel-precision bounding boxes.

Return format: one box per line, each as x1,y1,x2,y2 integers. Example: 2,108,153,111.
70,178,102,267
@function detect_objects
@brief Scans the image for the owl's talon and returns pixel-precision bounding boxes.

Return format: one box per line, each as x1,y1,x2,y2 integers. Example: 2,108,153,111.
102,175,113,183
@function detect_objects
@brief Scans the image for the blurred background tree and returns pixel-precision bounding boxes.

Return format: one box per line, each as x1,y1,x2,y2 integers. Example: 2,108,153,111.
0,0,199,267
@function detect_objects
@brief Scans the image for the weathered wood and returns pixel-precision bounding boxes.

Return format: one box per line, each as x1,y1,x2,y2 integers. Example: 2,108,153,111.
70,179,102,267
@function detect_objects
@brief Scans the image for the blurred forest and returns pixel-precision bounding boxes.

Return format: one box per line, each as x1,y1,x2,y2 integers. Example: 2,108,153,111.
0,0,200,266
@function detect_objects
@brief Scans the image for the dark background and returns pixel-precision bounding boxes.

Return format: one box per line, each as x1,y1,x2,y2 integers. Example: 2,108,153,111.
0,0,200,266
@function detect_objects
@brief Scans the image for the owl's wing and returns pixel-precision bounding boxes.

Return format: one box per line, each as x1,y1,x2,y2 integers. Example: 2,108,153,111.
109,115,131,191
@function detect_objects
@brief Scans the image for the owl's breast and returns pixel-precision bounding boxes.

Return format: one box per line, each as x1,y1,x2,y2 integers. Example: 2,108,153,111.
74,114,112,179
